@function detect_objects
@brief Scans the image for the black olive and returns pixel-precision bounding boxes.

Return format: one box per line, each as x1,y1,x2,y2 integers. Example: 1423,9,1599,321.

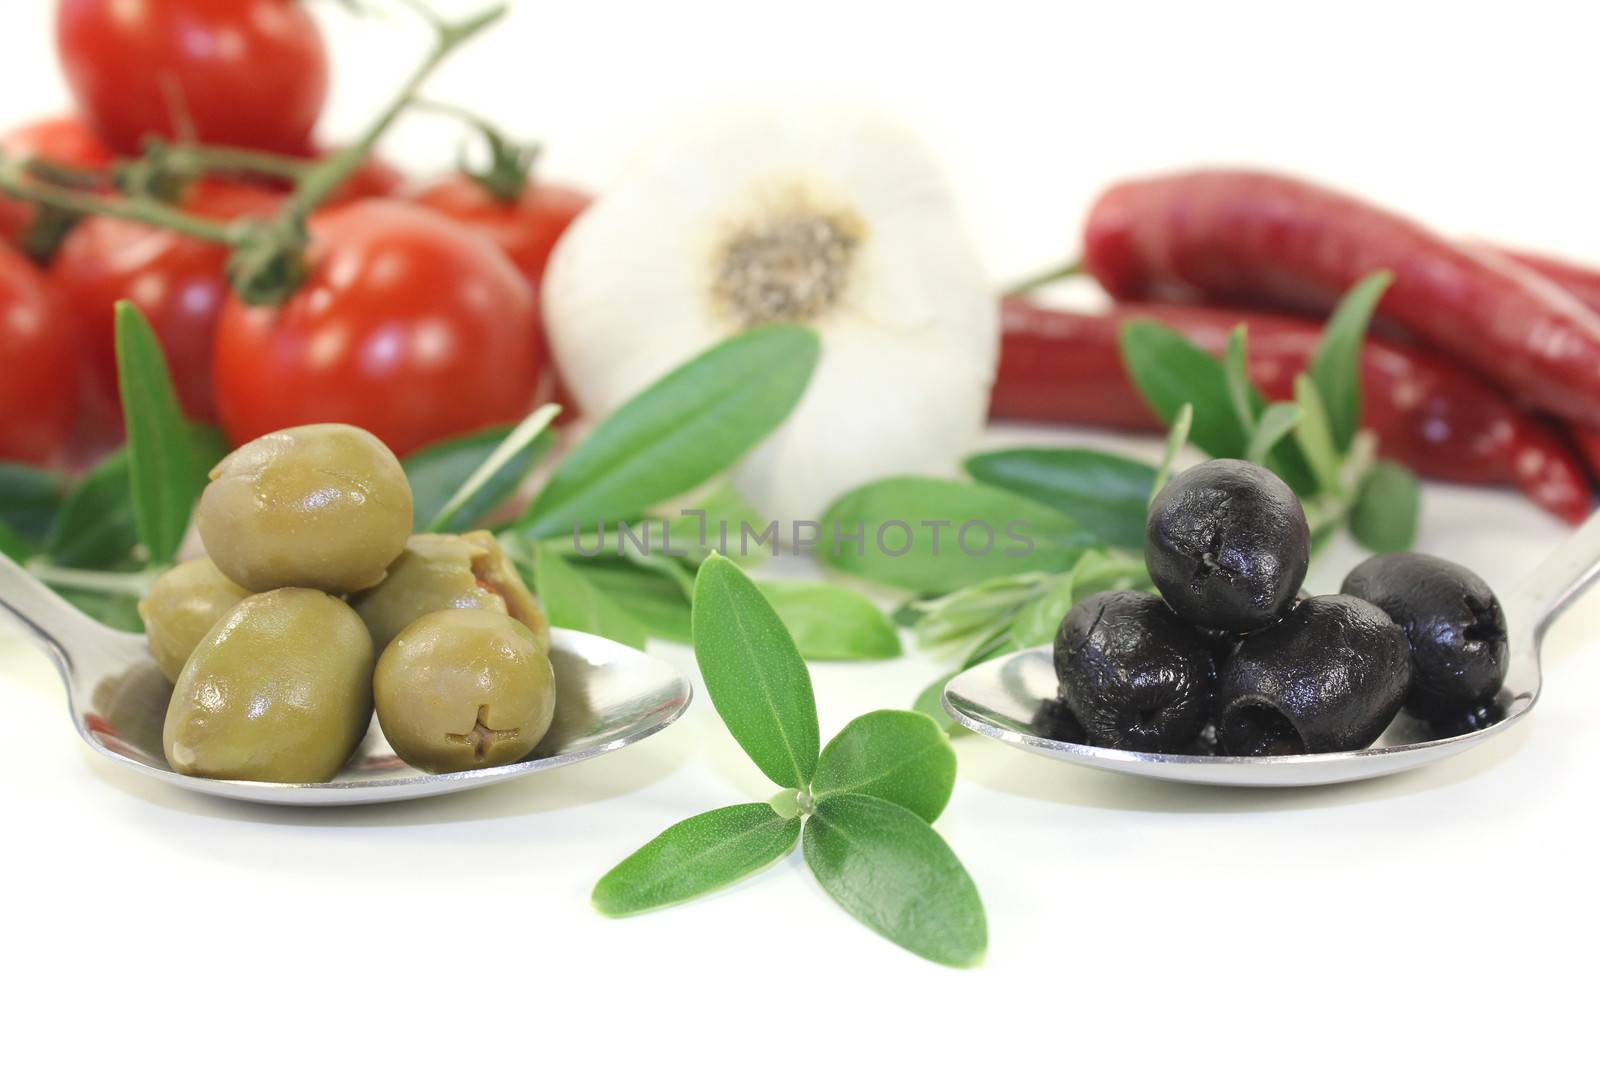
1145,459,1310,633
1053,590,1215,753
1197,588,1311,659
1340,553,1509,722
1034,696,1087,744
1217,595,1412,755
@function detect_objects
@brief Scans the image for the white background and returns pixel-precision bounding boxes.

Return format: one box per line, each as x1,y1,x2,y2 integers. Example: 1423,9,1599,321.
2,1,1597,1063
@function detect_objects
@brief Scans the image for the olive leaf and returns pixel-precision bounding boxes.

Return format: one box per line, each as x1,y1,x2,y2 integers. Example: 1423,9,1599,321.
1121,320,1317,494
819,477,1095,595
962,622,1020,669
1121,319,1252,460
1350,460,1421,553
1310,270,1393,452
0,518,31,563
757,581,901,661
912,671,960,731
909,573,1048,655
1009,550,1151,649
44,450,139,568
1149,402,1193,502
1008,570,1077,649
1223,325,1256,436
803,793,987,968
592,804,801,917
963,447,1155,550
520,325,819,538
0,463,64,544
1246,403,1303,466
1292,375,1344,494
405,414,556,534
114,302,209,565
429,403,559,533
57,586,145,632
530,539,649,650
655,482,768,564
574,557,693,644
811,711,956,823
595,553,988,969
44,424,228,570
692,555,820,789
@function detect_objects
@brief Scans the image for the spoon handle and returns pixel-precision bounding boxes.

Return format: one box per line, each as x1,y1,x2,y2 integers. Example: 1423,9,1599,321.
0,552,108,663
1521,506,1600,641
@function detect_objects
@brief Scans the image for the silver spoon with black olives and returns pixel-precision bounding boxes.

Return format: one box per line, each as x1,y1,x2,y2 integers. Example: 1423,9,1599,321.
945,462,1600,788
0,552,692,806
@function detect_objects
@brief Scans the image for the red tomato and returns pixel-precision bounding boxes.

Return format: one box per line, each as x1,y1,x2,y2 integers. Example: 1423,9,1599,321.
51,179,283,427
57,0,328,155
410,177,591,415
276,147,406,206
213,201,541,456
409,178,590,288
323,154,407,207
0,243,78,463
0,116,114,254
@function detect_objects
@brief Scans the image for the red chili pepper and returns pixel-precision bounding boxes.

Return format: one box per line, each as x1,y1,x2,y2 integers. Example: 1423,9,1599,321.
1493,247,1600,318
1477,246,1600,487
993,298,1592,524
1083,170,1600,430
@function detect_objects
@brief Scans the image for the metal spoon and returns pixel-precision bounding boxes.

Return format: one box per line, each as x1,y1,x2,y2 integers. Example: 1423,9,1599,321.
0,554,692,806
943,510,1600,788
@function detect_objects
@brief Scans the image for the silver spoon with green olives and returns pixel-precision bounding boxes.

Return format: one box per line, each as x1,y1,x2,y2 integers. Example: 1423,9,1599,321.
0,552,692,806
943,506,1600,788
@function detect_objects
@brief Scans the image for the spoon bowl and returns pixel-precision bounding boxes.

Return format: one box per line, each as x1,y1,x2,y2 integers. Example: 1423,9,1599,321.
1,555,692,806
944,510,1600,788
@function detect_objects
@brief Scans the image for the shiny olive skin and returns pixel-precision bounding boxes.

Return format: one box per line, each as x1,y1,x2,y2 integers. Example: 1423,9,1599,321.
350,531,550,654
1341,553,1509,721
137,558,249,683
164,589,375,783
373,609,555,774
1053,590,1215,753
1217,595,1412,756
1146,459,1310,633
197,423,413,594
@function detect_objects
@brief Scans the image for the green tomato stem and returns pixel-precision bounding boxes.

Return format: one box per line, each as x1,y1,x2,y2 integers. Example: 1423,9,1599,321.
410,97,539,204
283,3,508,229
140,141,315,184
0,161,241,245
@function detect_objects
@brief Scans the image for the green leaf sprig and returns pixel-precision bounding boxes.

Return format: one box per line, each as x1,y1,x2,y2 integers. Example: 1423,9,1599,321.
815,273,1414,713
1119,270,1419,552
13,317,908,662
14,304,219,624
114,302,209,565
487,325,899,661
594,556,986,968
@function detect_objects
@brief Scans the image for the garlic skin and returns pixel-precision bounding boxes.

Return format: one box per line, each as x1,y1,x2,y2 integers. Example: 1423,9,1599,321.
542,104,998,525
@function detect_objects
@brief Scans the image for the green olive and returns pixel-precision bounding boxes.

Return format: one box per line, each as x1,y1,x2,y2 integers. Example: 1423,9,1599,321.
137,559,250,683
373,608,555,775
196,423,413,594
350,530,551,654
164,588,375,783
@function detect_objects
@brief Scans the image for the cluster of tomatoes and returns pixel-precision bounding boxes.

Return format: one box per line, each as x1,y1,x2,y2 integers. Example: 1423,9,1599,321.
1,0,590,466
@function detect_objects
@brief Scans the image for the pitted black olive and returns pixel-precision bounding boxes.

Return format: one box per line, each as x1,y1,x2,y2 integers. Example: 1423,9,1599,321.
1145,459,1310,633
1033,696,1087,745
1217,595,1412,756
1197,588,1311,659
1340,552,1509,722
1053,590,1215,753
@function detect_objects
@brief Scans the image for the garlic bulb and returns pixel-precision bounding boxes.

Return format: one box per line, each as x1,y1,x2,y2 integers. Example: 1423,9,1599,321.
542,104,998,526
